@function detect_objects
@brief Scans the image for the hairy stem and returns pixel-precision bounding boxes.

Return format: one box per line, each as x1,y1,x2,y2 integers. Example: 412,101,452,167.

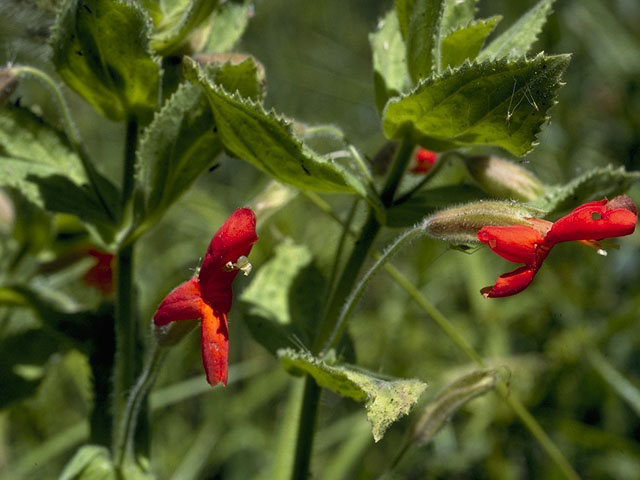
113,116,139,453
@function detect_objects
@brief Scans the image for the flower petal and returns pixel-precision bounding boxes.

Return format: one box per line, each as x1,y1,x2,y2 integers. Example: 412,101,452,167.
153,276,204,326
199,208,258,312
545,197,637,244
477,224,544,264
481,265,538,298
200,306,229,386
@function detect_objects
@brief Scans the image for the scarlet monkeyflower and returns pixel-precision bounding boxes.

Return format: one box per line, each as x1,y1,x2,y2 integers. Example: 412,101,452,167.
83,249,115,294
153,208,258,385
477,196,637,298
410,148,438,174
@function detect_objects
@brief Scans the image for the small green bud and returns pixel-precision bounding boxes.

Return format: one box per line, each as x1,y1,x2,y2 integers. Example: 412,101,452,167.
465,156,545,202
423,200,545,244
153,318,198,347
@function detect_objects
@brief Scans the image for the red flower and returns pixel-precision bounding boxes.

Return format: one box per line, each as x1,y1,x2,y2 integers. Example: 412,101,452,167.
153,208,258,385
410,148,438,174
477,196,637,298
83,249,115,294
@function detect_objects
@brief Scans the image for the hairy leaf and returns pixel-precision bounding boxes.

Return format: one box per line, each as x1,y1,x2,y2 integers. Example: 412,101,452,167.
441,16,501,69
406,0,446,81
50,0,160,122
370,8,409,112
206,0,252,53
0,106,115,227
412,369,499,446
478,0,555,61
395,0,415,39
279,348,427,442
150,0,218,55
184,59,383,214
441,0,479,35
530,165,640,214
383,54,570,156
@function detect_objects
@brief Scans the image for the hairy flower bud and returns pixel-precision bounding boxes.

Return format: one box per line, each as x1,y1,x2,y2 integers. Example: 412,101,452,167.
465,156,545,202
423,201,545,244
0,67,18,106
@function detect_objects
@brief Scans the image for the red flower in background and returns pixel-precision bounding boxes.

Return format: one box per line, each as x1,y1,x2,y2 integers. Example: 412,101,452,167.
153,208,258,385
477,196,637,298
83,249,115,294
410,148,438,174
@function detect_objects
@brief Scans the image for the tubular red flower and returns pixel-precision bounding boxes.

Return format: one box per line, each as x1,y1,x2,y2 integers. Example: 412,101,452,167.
82,249,115,294
477,196,637,298
153,208,258,385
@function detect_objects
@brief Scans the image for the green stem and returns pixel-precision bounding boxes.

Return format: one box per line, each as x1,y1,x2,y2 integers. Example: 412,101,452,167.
11,65,116,222
326,199,360,299
290,137,415,480
114,344,166,468
392,150,454,206
113,116,139,453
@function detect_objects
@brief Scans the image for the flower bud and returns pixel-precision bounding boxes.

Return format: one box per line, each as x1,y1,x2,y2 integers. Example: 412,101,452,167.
423,200,545,244
465,156,545,202
0,67,18,107
153,318,198,347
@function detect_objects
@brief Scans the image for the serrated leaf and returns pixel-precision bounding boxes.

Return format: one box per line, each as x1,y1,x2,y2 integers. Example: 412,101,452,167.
134,82,220,230
0,106,116,228
279,348,427,442
383,54,570,156
50,0,160,122
59,445,116,480
477,0,554,61
206,0,252,53
412,369,499,446
134,58,264,233
406,0,446,82
370,9,410,113
530,166,640,214
441,0,479,34
184,58,383,214
150,0,218,55
441,16,501,69
387,184,489,227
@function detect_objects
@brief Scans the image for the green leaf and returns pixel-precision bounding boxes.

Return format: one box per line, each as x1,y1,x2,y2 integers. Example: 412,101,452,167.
387,184,489,228
134,82,220,229
406,0,446,82
50,0,160,122
279,348,427,442
383,54,570,156
477,0,555,61
241,240,325,354
441,0,479,34
0,106,116,227
370,8,410,112
395,0,415,39
59,445,117,480
0,329,68,408
205,0,252,53
150,0,219,55
412,369,499,446
184,58,383,214
529,165,640,214
134,57,264,233
205,55,266,102
441,16,501,69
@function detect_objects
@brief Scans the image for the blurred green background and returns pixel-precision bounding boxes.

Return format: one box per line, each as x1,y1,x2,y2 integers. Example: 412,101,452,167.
0,0,639,478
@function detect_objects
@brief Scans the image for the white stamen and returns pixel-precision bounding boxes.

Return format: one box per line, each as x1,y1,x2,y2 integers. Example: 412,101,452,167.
597,249,608,257
224,256,253,276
